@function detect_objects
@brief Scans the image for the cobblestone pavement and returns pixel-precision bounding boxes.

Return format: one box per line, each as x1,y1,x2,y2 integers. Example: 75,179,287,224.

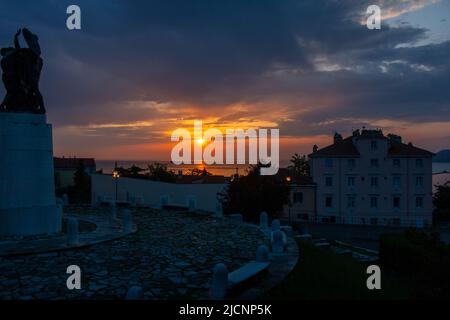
0,208,268,300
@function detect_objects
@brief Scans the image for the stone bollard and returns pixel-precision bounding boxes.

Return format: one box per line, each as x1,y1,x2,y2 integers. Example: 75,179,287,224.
123,209,133,233
62,194,69,206
256,245,270,262
271,219,280,232
211,263,228,299
271,230,284,253
125,286,143,300
67,218,79,246
259,212,269,230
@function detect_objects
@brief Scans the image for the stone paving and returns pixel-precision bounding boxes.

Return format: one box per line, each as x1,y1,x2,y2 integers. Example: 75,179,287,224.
0,207,268,300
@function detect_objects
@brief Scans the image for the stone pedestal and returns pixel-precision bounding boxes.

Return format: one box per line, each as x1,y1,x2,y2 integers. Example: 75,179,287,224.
0,113,61,236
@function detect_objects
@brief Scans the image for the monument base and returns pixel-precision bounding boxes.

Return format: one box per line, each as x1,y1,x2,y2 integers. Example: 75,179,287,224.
0,205,62,236
0,113,62,236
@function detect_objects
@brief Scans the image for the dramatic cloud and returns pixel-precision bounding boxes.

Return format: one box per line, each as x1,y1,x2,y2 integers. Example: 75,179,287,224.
0,0,448,159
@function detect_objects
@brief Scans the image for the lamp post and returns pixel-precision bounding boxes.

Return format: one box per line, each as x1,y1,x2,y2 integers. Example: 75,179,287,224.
286,176,292,224
112,161,120,204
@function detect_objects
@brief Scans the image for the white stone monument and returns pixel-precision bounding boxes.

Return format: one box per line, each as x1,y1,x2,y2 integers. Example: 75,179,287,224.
211,263,228,299
0,113,62,236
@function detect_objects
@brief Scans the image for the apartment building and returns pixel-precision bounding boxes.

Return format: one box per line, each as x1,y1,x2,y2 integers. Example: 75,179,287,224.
309,129,434,227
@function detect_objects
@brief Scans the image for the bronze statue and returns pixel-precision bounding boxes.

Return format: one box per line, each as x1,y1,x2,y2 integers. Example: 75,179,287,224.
0,28,45,114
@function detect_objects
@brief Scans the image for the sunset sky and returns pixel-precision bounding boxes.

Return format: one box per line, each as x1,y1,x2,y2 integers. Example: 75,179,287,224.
1,0,449,161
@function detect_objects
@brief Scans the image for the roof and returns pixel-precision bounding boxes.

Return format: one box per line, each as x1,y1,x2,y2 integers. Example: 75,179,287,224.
388,141,435,157
54,157,96,169
309,137,360,158
175,175,229,184
309,133,434,158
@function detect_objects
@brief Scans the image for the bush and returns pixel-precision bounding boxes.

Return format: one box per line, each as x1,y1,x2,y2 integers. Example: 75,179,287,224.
379,229,450,298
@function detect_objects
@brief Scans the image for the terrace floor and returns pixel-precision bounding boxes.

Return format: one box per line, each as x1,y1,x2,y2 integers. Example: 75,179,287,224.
0,206,268,300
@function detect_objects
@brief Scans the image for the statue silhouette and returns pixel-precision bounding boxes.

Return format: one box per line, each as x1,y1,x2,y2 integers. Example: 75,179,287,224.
0,28,45,114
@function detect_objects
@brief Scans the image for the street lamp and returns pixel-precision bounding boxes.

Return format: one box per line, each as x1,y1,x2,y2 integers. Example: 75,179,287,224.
286,176,292,224
112,161,120,203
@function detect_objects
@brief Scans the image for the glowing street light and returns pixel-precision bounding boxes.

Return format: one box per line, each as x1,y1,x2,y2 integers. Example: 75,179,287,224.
112,161,120,203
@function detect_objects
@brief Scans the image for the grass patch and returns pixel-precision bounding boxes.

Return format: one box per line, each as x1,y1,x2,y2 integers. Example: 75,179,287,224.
264,240,411,299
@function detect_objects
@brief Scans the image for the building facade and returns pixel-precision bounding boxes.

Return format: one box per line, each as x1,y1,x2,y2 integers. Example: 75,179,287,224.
309,129,434,227
277,169,317,223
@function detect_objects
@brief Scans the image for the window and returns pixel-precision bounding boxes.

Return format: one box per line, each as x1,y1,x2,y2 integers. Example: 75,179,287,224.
347,176,355,187
393,159,400,167
416,197,423,208
370,197,378,208
325,196,333,208
293,192,303,204
370,177,378,187
325,176,333,187
347,159,355,168
325,158,333,168
393,176,401,188
347,196,355,208
371,140,378,150
370,159,379,167
416,159,424,168
370,218,378,225
416,176,424,187
393,196,400,209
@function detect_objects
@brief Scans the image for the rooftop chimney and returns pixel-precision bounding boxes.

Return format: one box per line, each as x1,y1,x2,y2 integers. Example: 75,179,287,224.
334,132,343,144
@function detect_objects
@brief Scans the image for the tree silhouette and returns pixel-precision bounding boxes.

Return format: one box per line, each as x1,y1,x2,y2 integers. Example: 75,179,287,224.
288,153,310,176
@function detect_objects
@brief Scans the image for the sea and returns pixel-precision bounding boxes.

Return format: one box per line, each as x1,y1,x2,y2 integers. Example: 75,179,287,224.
96,160,292,177
96,160,450,191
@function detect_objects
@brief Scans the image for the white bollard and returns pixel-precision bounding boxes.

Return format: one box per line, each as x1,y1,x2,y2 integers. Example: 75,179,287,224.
256,245,270,262
67,218,79,246
259,212,269,230
123,209,133,233
271,230,284,253
211,263,228,299
125,286,143,300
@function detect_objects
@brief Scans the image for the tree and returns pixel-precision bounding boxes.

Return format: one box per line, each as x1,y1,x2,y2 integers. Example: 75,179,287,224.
127,165,145,178
71,160,91,203
189,167,211,176
288,153,310,176
146,163,177,183
218,163,289,222
433,181,450,222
